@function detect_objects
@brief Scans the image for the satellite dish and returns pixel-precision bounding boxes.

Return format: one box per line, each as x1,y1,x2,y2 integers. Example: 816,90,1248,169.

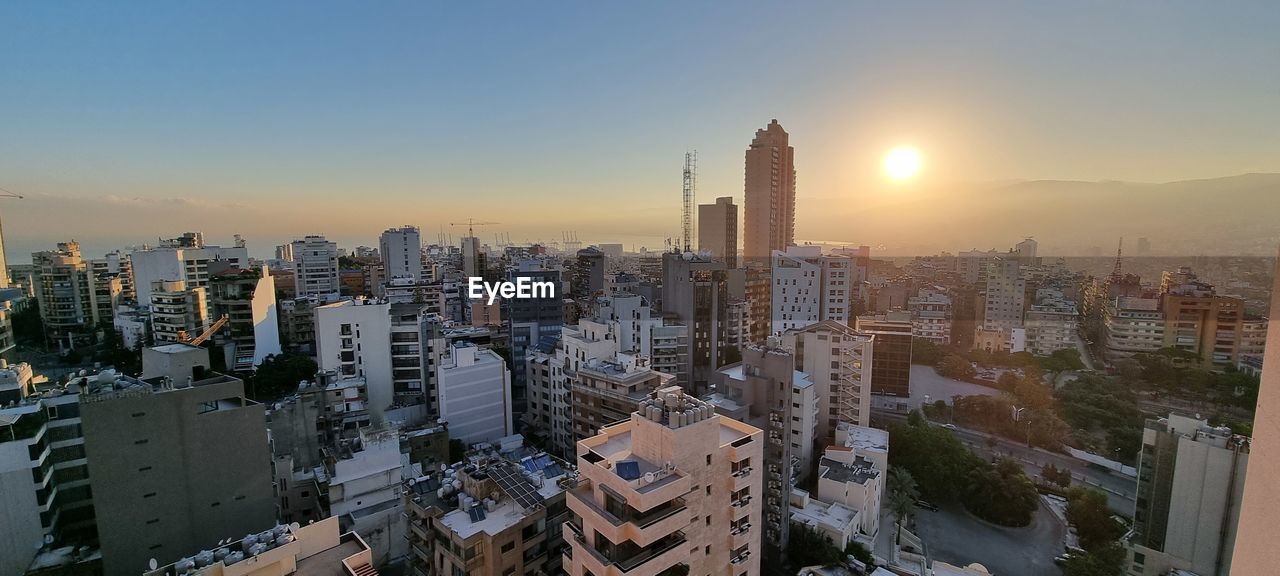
408,478,417,486
643,472,656,484
289,522,301,531
149,558,158,570
44,534,54,545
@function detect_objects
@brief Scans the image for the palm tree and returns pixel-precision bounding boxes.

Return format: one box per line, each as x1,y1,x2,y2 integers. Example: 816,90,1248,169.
887,468,920,548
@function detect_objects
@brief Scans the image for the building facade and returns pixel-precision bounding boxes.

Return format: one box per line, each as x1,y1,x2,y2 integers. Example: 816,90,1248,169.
743,119,795,265
698,196,738,268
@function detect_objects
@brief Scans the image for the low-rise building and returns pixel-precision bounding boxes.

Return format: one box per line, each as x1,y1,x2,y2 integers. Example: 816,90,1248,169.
1024,287,1078,356
142,516,378,576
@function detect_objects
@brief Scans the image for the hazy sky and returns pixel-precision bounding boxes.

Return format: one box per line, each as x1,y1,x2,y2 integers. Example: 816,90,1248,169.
3,1,1278,260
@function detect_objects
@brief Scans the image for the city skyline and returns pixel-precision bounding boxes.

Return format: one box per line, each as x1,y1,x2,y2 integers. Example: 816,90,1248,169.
3,2,1280,259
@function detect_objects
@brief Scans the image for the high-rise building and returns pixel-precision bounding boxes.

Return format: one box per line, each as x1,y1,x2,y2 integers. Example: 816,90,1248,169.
1024,287,1079,356
80,344,275,576
436,341,513,445
710,344,800,567
461,236,484,278
661,252,729,393
33,241,112,345
380,225,423,282
1127,414,1249,576
1159,267,1245,367
743,119,795,265
130,233,248,304
855,313,913,398
290,235,340,298
314,298,395,412
698,196,738,268
565,386,764,576
908,287,953,345
506,261,564,424
770,245,854,333
780,320,875,440
148,279,209,344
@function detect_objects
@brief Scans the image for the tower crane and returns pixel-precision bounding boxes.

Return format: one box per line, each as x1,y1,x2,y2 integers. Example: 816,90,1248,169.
449,219,501,239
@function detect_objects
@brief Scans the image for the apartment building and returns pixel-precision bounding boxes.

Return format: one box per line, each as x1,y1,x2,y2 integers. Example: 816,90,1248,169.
315,298,395,413
770,245,854,333
80,345,274,576
698,196,738,268
32,241,112,344
907,287,952,345
780,320,875,440
855,313,913,398
437,342,513,446
565,387,764,576
131,233,248,304
1104,296,1165,360
569,354,676,453
143,517,377,576
710,345,801,566
1024,287,1079,356
789,423,887,548
323,428,407,563
661,251,729,393
381,225,423,282
208,265,281,370
1127,414,1249,576
980,258,1026,337
507,262,564,422
404,443,570,576
1160,269,1245,367
290,235,340,298
149,279,210,344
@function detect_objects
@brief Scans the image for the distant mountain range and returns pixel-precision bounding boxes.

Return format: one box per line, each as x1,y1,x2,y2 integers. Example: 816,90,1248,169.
799,173,1280,256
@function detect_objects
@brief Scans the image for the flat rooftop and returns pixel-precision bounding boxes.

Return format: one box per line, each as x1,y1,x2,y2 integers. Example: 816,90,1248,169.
819,456,880,485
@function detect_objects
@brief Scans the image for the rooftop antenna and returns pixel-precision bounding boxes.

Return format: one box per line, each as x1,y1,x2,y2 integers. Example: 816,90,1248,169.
682,151,697,252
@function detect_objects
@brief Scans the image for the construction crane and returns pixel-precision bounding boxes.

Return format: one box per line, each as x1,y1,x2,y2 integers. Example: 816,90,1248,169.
0,186,24,200
682,151,697,252
449,219,500,239
177,315,229,346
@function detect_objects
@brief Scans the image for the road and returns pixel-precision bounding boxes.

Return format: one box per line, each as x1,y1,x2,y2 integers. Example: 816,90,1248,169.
914,500,1066,576
874,410,1137,513
909,365,1001,410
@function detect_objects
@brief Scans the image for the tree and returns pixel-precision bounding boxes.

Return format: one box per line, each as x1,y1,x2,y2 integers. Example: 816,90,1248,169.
1041,348,1085,373
937,355,976,379
962,457,1039,527
887,468,920,546
844,541,875,568
1041,463,1072,488
786,524,844,569
1066,487,1124,551
911,338,944,366
1063,542,1125,576
249,353,318,400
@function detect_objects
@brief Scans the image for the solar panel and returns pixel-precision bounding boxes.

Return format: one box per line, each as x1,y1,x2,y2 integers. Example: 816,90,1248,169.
490,463,545,509
468,506,487,523
615,460,641,480
543,463,564,478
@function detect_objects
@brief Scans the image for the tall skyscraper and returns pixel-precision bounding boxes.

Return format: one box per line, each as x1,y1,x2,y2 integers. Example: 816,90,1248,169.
743,119,796,265
379,225,423,282
699,196,738,268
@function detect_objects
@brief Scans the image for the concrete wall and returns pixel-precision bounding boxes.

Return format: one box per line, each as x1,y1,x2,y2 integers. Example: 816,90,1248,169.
0,439,43,576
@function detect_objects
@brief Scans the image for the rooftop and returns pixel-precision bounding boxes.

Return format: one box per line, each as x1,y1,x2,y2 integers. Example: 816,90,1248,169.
819,456,880,485
836,422,889,455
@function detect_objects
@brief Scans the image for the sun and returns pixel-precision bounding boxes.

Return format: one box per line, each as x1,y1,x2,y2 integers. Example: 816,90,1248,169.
883,146,923,181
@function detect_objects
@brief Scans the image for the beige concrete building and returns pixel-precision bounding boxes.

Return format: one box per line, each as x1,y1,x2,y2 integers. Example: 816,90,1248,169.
789,423,887,548
743,119,795,265
1127,414,1250,576
1103,296,1165,360
1160,268,1245,367
149,279,210,344
569,355,676,452
780,320,875,440
565,386,763,576
698,196,738,268
143,516,378,576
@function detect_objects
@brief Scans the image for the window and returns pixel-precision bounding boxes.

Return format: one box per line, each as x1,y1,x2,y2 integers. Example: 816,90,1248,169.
501,541,515,553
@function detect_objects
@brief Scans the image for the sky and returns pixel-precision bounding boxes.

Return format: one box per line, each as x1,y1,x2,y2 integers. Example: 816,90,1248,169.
2,1,1279,261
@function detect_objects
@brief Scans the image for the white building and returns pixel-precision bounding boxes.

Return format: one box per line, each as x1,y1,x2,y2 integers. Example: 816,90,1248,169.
436,342,513,446
781,320,875,440
771,245,853,333
131,234,248,304
149,279,209,344
324,428,407,563
315,298,394,413
908,287,952,345
380,225,423,282
290,235,340,298
1024,287,1078,356
789,423,887,548
982,258,1024,332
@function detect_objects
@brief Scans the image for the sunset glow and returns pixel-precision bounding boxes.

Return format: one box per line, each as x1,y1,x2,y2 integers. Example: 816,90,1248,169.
884,146,923,181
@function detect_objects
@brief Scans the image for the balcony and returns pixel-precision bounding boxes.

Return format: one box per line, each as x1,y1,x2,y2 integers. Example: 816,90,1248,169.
616,531,687,574
731,466,752,491
568,482,691,548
